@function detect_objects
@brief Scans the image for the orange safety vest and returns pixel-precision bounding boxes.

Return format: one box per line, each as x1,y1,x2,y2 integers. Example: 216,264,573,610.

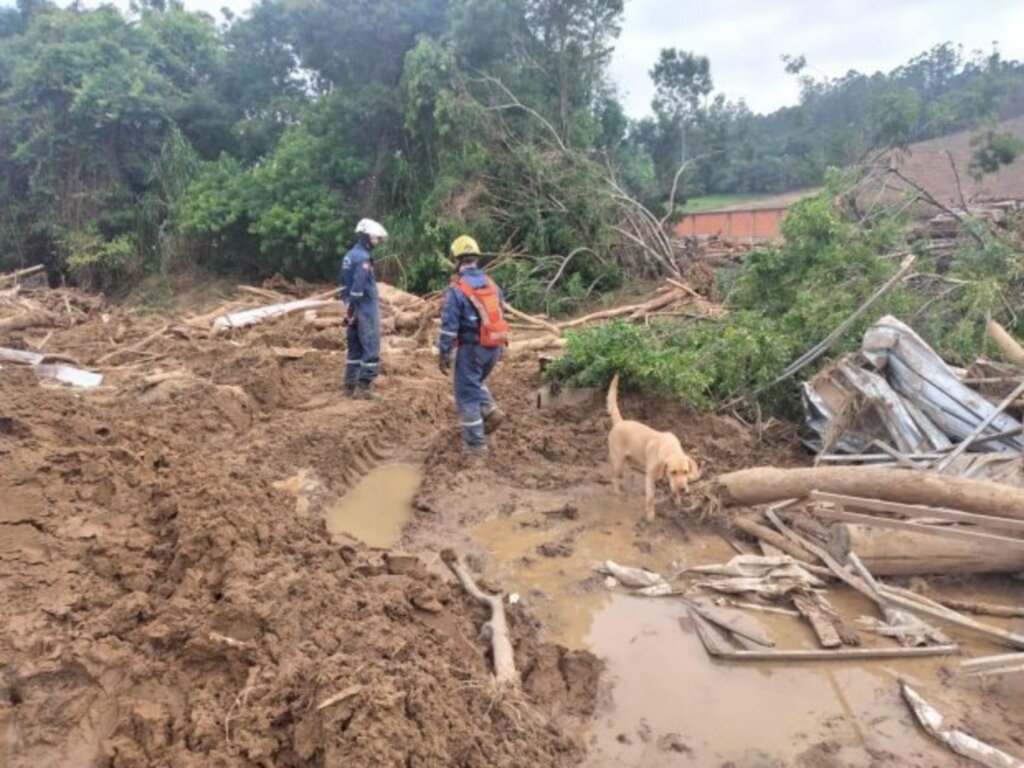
453,275,510,348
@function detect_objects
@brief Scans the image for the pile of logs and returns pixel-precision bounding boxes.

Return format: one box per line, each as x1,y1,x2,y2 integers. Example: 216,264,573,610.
913,199,1022,264
1,265,102,336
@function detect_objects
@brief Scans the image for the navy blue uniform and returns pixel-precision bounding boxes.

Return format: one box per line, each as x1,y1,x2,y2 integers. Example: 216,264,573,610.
338,242,380,388
438,267,504,447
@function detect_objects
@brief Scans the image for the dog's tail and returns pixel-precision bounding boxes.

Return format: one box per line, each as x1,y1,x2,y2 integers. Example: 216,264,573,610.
607,373,622,424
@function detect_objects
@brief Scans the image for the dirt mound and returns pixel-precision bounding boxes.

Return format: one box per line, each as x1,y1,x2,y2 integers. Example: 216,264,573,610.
0,298,597,766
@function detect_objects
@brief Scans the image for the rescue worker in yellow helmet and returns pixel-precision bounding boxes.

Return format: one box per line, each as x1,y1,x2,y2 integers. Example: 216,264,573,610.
437,235,509,455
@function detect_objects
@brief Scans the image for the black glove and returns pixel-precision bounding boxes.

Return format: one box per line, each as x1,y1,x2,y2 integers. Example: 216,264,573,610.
343,313,356,328
438,352,451,375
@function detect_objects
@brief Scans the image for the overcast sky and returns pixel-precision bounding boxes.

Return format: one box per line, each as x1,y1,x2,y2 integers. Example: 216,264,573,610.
609,0,1024,116
7,0,1024,118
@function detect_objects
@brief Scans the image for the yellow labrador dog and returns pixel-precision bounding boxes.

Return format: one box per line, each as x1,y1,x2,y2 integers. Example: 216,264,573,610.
606,374,700,521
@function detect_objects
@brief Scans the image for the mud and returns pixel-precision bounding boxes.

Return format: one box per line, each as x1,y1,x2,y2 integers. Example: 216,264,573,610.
0,297,596,767
326,464,421,547
3,282,1023,767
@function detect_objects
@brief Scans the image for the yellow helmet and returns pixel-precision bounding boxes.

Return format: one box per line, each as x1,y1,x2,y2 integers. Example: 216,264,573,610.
450,235,481,260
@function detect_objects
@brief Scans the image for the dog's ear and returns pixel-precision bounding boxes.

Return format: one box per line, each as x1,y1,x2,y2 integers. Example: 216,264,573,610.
686,456,701,479
655,460,667,480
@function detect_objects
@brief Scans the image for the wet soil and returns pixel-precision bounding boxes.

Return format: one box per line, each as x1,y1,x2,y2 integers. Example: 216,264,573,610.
3,285,1023,767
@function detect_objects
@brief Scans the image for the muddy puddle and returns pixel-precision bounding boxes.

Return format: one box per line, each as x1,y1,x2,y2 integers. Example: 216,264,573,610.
471,491,1017,767
326,464,422,547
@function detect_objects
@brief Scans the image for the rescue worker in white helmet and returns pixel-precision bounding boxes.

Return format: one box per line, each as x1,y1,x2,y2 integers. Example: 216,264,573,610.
338,218,387,399
437,235,508,455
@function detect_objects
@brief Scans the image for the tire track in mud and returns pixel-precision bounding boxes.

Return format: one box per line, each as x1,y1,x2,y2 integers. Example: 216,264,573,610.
0,337,596,768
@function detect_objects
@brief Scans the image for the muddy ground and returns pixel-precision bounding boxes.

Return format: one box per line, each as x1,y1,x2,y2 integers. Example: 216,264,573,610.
2,285,1023,767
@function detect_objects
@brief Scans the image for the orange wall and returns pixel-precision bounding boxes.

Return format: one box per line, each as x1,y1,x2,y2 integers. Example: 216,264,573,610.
673,207,788,241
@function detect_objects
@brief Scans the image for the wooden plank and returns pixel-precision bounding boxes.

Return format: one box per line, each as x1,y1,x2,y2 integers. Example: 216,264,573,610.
767,510,1024,649
933,380,1024,472
877,586,1024,650
792,594,842,648
701,643,958,662
813,506,1024,550
810,491,1024,535
961,653,1024,671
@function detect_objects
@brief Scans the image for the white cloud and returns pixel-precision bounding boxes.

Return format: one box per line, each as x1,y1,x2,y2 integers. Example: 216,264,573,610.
609,0,1024,116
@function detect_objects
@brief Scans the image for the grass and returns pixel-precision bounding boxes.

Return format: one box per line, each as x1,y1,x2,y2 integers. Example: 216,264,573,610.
677,194,766,214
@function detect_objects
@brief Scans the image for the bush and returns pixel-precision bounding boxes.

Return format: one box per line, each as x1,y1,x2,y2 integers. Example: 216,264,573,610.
549,180,1023,414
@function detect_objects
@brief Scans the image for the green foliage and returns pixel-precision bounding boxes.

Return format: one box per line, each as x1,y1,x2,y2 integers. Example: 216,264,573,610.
640,42,1024,203
969,129,1024,178
550,179,1023,413
1,0,1022,304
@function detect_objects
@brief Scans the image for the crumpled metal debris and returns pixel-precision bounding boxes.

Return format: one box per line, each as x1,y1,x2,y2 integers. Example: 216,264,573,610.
803,315,1024,461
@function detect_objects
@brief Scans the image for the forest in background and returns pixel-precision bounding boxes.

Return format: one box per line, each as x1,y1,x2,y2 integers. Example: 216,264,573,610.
1,0,1023,310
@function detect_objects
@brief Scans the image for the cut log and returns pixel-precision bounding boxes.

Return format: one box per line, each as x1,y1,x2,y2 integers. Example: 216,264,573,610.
830,523,1024,575
817,507,1024,552
987,318,1024,365
0,310,58,335
507,336,567,354
211,298,335,333
716,466,1024,521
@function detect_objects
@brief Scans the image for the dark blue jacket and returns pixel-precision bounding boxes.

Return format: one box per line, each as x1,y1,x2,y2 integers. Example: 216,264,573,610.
438,267,505,356
338,242,377,311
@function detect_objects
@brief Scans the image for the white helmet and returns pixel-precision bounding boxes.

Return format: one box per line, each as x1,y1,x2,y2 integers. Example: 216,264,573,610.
355,218,388,239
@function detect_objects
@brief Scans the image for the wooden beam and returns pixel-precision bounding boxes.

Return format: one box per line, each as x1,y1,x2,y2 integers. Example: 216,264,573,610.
810,491,1024,535
814,507,1024,551
876,586,1024,649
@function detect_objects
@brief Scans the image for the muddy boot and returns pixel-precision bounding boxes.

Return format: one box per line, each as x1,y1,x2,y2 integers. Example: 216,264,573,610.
342,382,356,398
482,407,505,435
463,444,488,457
352,382,380,400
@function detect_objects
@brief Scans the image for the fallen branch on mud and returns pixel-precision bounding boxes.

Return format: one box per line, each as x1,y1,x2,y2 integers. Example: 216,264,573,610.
441,549,518,687
209,631,253,650
316,684,364,711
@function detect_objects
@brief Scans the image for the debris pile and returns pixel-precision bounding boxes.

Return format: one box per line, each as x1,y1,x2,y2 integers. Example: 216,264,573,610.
913,199,1023,265
804,315,1024,481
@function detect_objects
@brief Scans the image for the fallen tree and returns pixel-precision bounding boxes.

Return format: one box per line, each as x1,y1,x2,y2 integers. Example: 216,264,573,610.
716,466,1024,521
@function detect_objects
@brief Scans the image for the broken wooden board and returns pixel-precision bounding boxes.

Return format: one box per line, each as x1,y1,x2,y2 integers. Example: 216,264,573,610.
901,682,1023,768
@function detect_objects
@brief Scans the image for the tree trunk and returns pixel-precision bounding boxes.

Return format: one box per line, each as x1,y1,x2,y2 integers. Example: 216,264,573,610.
715,466,1024,521
830,522,1024,575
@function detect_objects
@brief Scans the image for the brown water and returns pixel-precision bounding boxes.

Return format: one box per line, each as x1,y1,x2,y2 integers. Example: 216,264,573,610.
471,491,1021,767
325,464,421,547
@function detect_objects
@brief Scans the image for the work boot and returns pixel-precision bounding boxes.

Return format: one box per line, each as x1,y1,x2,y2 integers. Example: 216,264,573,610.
463,443,488,457
343,382,356,398
352,382,380,400
482,407,505,435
